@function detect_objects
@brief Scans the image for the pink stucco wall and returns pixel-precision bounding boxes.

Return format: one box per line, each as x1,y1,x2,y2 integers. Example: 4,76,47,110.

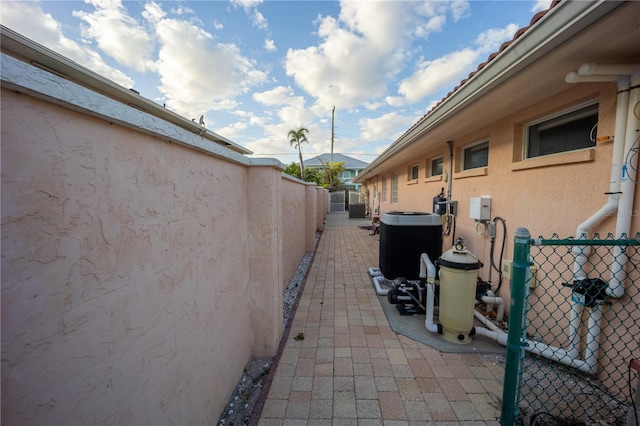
1,78,323,423
281,177,308,294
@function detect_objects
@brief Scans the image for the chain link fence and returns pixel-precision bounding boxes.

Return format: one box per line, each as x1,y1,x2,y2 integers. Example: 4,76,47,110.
500,231,640,425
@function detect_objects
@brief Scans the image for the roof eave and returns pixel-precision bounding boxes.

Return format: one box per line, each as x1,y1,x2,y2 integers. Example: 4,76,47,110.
354,0,620,183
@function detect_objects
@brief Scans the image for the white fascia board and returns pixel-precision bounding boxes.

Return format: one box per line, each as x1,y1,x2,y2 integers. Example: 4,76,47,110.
356,0,620,182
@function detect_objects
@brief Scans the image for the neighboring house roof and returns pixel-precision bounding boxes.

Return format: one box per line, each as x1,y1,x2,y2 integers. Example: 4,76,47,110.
0,25,252,156
355,0,640,182
305,153,369,170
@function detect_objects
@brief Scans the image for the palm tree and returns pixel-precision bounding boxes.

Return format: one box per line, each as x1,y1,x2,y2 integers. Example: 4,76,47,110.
288,127,309,180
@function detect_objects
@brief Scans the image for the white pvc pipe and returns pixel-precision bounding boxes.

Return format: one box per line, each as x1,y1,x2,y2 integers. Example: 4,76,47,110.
578,63,638,77
424,283,439,333
572,73,630,276
372,275,390,296
567,301,583,359
419,253,440,334
584,304,604,370
474,326,508,346
565,72,620,83
419,253,436,281
525,341,594,374
481,291,505,322
609,71,640,298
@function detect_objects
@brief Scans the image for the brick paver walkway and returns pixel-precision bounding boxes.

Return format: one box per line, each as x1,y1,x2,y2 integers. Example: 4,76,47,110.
257,219,504,425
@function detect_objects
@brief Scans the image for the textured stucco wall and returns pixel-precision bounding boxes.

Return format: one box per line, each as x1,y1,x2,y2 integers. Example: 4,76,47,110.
0,52,315,425
281,177,308,294
0,89,255,424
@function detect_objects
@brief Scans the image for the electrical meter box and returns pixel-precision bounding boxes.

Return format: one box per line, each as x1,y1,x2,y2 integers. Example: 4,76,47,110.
470,196,491,221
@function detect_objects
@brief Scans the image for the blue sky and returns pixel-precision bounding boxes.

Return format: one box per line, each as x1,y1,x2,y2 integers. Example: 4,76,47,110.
1,0,551,165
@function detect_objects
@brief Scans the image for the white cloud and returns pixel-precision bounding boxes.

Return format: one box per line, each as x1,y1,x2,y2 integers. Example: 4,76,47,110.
231,0,268,30
531,0,553,13
264,38,276,52
253,86,302,106
397,23,519,104
142,2,268,118
73,0,154,72
359,112,415,142
0,0,134,87
284,1,470,110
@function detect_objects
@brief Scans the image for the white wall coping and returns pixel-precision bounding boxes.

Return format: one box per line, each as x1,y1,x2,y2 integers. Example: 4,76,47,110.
0,52,283,170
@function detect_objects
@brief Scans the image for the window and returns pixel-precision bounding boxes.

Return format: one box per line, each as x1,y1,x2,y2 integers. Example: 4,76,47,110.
525,103,598,158
391,174,399,203
430,157,443,176
340,170,354,179
463,141,489,170
408,164,419,180
382,176,388,202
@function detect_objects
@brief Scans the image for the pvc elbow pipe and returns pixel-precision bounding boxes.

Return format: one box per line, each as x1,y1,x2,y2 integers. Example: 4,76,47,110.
481,295,505,322
419,253,436,282
578,63,638,77
372,275,389,296
473,326,508,346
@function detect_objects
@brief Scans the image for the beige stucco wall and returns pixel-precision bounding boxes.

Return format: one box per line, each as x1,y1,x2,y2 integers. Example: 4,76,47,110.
1,53,324,425
281,176,308,294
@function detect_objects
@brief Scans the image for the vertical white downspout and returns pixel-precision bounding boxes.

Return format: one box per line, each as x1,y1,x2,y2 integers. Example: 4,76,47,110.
419,253,440,334
534,66,638,375
608,70,640,298
567,74,630,368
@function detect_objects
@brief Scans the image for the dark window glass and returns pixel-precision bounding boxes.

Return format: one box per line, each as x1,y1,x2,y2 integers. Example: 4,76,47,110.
527,104,598,158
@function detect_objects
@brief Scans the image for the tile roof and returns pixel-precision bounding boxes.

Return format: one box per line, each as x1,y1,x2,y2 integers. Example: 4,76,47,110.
304,153,369,169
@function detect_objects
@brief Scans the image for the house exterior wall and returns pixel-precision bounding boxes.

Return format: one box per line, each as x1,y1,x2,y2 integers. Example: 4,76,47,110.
361,81,639,385
1,55,325,425
365,82,635,280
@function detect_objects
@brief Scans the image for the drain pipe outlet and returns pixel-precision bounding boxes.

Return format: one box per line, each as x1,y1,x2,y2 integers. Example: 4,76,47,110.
473,310,508,346
372,275,390,296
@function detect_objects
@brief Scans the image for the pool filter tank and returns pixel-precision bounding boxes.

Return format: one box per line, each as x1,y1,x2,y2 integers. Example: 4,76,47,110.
437,238,482,344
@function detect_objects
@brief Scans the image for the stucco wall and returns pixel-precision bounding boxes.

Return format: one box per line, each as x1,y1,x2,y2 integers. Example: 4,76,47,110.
362,81,639,386
0,53,323,425
281,176,308,294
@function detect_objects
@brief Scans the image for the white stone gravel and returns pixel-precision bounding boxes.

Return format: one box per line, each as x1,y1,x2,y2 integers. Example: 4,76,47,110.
217,234,319,425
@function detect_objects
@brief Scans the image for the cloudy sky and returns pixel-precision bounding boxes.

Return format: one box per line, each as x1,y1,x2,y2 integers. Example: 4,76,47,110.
1,0,551,165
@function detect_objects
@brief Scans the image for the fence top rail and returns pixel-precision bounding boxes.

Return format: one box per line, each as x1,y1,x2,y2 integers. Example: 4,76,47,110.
531,233,640,247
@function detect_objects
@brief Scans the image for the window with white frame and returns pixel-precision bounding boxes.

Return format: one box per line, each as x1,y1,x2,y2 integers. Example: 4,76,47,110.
391,174,399,203
525,103,598,159
463,141,489,170
430,157,443,176
382,176,388,202
408,164,419,181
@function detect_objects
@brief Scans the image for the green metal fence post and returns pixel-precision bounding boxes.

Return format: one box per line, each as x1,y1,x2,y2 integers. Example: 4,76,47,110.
500,227,531,425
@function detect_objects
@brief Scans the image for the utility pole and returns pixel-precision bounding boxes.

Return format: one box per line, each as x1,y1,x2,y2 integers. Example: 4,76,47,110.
330,106,335,167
